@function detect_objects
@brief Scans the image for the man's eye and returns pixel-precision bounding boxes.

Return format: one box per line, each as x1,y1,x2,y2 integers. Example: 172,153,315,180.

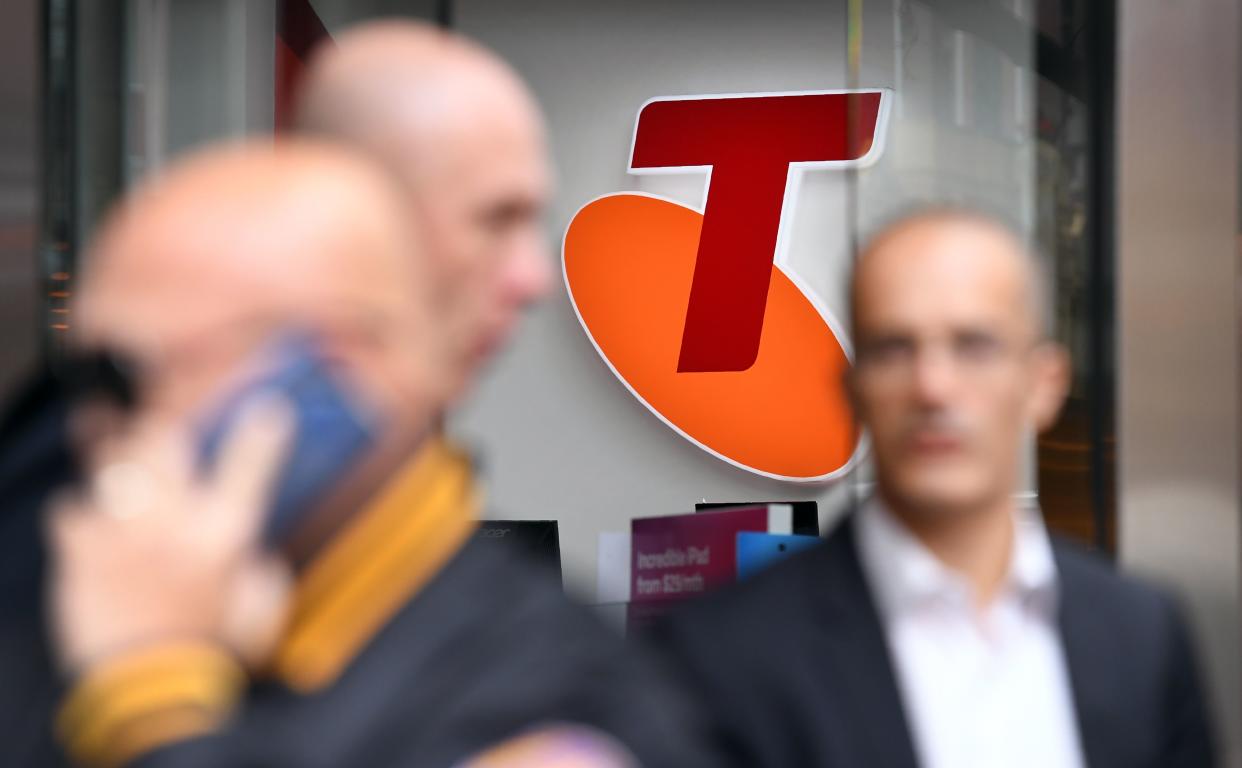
480,201,539,234
954,332,1002,361
861,338,913,364
478,211,511,234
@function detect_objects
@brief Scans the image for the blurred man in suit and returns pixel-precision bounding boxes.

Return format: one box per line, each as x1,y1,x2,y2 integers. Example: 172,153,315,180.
45,140,709,768
652,208,1216,767
11,20,714,768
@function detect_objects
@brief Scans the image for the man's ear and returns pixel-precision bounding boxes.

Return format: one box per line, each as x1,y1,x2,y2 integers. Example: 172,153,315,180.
1027,341,1071,433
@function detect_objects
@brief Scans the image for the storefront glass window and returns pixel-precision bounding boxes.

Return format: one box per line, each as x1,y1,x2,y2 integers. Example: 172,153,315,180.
45,0,1117,596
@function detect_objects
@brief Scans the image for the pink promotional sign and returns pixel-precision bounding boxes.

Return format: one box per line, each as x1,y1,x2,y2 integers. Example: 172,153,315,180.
629,505,769,604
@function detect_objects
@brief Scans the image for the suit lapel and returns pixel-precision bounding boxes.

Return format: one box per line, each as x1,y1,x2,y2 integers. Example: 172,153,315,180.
1054,545,1118,768
813,516,920,768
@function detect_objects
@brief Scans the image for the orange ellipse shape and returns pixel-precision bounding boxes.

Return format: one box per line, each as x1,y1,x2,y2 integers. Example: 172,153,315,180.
563,193,858,480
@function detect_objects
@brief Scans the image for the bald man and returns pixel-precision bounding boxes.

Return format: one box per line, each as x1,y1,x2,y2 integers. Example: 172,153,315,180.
33,141,711,768
294,20,553,399
2,24,550,756
651,209,1216,768
1,144,414,766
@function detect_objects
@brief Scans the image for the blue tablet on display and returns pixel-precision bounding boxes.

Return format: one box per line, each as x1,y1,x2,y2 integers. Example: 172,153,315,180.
735,532,820,580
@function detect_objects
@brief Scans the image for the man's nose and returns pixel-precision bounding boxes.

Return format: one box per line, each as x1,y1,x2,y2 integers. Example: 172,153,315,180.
505,231,554,306
910,345,958,406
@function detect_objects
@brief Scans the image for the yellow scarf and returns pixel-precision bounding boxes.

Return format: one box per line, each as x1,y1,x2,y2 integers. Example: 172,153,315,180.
270,438,480,692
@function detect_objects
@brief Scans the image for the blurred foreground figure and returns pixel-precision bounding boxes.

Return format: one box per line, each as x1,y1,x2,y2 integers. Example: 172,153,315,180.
43,141,708,768
0,17,554,758
294,23,717,764
652,209,1216,768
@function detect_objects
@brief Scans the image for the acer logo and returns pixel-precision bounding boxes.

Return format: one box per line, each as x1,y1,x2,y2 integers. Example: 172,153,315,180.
563,89,891,481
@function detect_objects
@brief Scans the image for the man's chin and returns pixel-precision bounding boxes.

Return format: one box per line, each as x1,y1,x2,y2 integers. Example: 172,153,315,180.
449,322,521,403
474,317,519,362
882,475,990,518
472,335,500,365
442,351,493,408
443,372,476,408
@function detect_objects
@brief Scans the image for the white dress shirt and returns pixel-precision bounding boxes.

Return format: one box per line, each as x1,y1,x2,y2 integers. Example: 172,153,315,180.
855,499,1086,768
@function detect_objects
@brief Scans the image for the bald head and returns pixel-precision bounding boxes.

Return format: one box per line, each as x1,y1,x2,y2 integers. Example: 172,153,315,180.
295,23,540,175
77,139,441,425
293,20,553,398
850,208,1048,341
82,140,418,336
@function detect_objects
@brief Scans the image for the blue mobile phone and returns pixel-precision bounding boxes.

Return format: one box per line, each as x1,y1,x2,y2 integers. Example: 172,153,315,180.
735,532,820,580
195,332,378,546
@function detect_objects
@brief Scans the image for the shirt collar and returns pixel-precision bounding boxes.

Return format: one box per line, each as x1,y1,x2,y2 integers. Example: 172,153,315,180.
269,437,480,692
855,496,1059,621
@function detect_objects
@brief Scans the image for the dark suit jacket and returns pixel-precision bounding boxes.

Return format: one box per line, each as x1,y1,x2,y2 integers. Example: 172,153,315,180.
0,371,77,767
650,513,1217,768
0,374,714,768
126,537,715,768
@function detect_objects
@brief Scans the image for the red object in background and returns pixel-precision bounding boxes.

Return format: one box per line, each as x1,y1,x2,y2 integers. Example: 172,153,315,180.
630,505,769,604
627,505,770,634
631,92,882,373
274,0,332,132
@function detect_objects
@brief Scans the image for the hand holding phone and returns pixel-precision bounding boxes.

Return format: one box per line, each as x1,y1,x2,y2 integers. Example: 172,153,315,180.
49,400,294,674
195,332,380,546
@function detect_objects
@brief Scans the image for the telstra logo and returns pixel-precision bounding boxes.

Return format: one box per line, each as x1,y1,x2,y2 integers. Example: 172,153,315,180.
563,89,892,481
